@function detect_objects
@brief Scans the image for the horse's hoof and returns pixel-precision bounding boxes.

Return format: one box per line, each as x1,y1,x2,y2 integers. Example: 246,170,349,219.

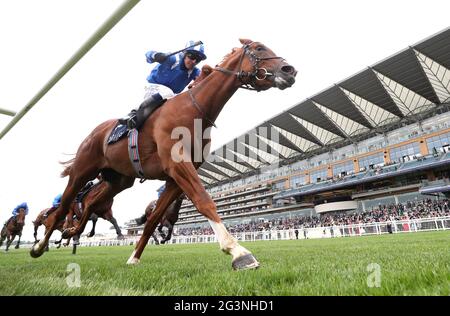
232,254,260,271
87,232,94,238
30,243,45,258
126,250,140,265
15,245,19,249
126,257,140,265
117,235,125,240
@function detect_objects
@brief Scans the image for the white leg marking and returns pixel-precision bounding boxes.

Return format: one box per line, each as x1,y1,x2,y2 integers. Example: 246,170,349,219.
208,220,250,260
126,250,140,265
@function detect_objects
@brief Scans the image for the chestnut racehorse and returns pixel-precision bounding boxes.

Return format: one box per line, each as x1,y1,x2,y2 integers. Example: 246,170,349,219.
1,208,26,251
33,180,124,251
30,39,296,270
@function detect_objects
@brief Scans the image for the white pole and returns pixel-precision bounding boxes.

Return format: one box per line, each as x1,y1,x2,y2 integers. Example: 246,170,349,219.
0,0,140,139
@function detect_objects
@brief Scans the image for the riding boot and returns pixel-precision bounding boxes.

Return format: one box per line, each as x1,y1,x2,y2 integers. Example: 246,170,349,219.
135,93,164,130
118,93,164,131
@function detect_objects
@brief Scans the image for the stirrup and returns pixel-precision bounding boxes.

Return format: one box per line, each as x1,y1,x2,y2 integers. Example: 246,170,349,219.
118,115,137,130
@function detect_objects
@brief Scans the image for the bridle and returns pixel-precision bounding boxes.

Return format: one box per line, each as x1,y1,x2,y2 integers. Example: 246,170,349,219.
189,42,285,128
215,42,285,91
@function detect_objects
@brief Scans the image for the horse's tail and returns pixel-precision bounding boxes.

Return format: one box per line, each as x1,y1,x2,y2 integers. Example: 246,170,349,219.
60,158,76,178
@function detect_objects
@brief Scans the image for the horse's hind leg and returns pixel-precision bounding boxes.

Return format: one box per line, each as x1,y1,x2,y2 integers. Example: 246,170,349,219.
64,171,134,239
127,181,182,264
107,216,124,239
87,214,98,237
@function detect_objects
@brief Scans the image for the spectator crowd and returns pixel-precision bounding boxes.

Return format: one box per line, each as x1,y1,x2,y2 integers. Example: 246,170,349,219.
174,198,449,236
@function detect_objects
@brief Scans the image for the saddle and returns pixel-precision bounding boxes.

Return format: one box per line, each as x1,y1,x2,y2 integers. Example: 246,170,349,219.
107,96,166,145
75,181,96,203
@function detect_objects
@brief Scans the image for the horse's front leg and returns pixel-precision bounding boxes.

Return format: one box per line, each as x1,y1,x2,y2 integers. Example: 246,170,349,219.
152,232,160,245
0,231,5,248
6,234,15,251
168,162,259,270
15,232,22,249
162,223,174,244
33,222,40,244
30,176,91,258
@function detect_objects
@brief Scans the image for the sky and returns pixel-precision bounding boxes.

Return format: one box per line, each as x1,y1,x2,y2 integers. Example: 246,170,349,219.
0,0,449,241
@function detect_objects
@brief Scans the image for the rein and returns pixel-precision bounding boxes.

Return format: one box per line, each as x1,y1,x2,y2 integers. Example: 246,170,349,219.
188,89,217,128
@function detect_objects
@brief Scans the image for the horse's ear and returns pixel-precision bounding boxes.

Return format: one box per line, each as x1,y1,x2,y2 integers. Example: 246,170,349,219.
201,64,213,75
239,38,253,45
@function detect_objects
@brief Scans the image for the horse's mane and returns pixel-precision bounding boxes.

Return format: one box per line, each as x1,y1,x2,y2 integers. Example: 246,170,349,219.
217,48,239,67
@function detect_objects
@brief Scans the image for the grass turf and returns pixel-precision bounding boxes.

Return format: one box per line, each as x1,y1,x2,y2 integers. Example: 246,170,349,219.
0,231,448,295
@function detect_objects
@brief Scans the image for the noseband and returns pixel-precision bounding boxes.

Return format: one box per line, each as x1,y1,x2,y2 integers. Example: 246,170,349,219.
215,43,284,91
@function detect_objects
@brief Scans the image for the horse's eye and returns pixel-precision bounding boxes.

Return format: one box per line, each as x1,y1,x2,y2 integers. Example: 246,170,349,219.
256,46,264,52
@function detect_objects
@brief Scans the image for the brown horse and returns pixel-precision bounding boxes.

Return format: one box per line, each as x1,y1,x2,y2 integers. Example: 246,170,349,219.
136,194,185,244
30,39,296,270
33,208,77,251
1,208,26,251
71,180,124,240
33,180,123,251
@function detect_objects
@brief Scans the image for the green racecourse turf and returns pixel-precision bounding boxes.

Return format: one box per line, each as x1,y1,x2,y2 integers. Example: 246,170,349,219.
0,231,448,295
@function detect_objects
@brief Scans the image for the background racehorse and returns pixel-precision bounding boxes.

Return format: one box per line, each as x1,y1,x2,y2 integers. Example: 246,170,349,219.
33,208,74,249
33,180,123,253
71,180,124,240
136,194,185,244
31,39,296,270
1,208,26,251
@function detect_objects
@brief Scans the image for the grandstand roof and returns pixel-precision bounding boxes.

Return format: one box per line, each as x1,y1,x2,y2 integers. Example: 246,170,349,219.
198,27,450,185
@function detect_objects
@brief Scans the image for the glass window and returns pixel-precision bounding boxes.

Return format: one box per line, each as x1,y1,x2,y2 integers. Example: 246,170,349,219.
333,161,354,176
426,131,450,154
358,153,384,170
389,142,420,163
272,180,286,190
310,168,328,183
290,175,306,188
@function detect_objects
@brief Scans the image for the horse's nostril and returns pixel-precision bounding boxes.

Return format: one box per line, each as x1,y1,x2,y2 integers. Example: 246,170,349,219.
281,65,295,75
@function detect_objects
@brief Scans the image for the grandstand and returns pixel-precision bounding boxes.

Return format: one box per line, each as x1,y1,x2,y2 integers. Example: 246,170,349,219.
124,27,450,241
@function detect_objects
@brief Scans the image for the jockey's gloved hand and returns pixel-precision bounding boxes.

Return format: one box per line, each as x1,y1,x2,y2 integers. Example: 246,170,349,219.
154,52,168,63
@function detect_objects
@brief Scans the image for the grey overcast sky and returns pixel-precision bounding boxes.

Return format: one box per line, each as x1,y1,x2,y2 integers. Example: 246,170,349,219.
0,0,449,241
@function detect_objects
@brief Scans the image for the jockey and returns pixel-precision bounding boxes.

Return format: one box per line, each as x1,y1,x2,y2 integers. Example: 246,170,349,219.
119,40,207,130
52,193,62,208
43,193,62,218
157,184,166,198
12,202,29,216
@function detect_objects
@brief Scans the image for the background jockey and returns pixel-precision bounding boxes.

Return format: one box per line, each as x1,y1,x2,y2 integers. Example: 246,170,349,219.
119,40,207,130
12,202,29,217
43,193,62,218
